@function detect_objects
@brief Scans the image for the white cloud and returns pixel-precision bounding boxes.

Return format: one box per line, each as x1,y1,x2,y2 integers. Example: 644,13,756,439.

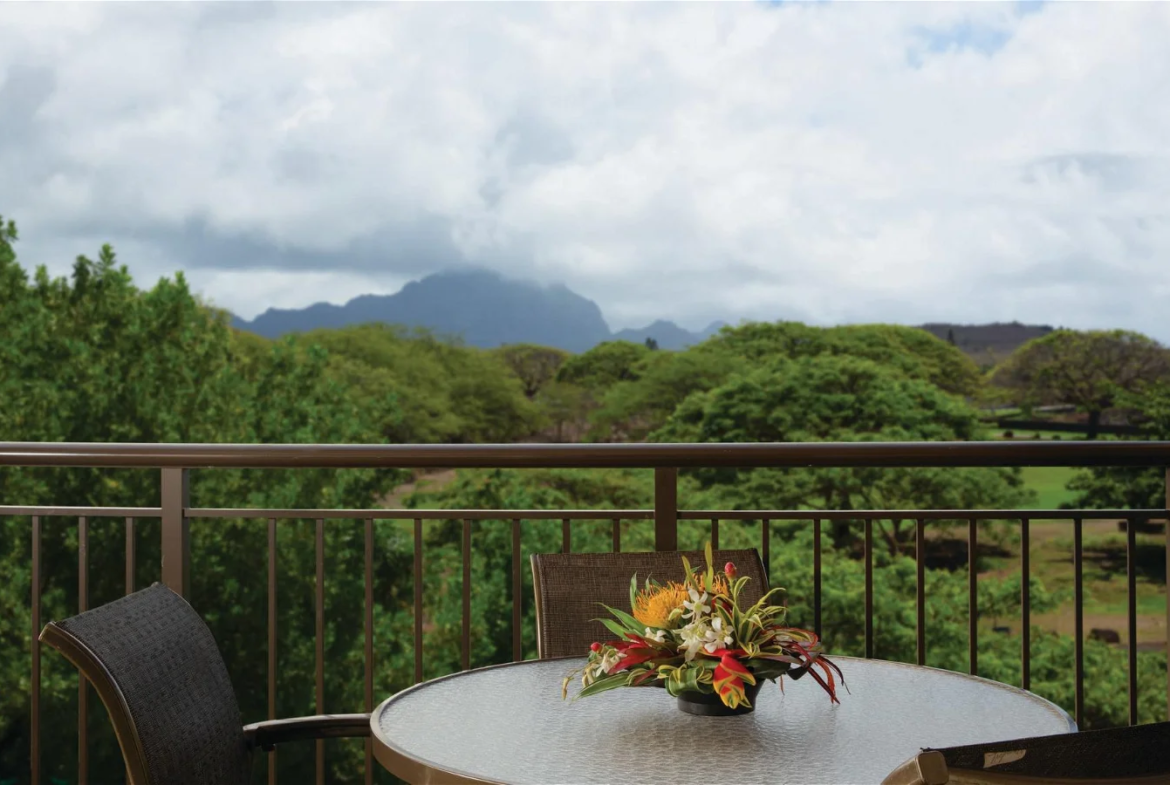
1,1,1168,335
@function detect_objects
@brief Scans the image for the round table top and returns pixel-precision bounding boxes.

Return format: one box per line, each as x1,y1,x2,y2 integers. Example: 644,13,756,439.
371,656,1075,785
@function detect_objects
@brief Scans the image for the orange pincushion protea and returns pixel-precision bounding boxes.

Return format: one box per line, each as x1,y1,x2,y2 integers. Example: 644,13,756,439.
632,582,688,629
632,576,731,629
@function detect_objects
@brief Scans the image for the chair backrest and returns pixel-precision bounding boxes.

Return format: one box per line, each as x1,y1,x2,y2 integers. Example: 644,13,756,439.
530,548,770,659
39,583,251,785
881,722,1170,785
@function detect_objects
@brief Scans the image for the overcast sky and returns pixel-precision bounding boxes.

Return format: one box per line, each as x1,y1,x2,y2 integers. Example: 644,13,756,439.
1,2,1168,336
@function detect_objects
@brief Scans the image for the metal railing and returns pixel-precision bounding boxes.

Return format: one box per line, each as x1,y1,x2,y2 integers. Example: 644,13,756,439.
4,440,1170,785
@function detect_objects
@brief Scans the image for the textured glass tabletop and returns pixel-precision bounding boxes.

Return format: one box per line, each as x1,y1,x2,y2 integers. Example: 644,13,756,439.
372,656,1075,785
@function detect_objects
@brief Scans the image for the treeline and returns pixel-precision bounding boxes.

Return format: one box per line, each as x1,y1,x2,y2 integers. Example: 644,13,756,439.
1,220,1168,783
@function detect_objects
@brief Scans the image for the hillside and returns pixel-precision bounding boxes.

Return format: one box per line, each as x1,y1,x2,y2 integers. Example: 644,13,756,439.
920,321,1055,365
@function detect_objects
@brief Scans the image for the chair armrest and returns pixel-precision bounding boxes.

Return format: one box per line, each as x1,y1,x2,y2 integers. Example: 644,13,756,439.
243,713,371,751
881,751,948,785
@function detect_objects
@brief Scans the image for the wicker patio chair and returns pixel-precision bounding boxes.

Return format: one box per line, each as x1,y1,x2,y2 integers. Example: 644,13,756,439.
881,721,1170,785
39,583,370,785
530,548,770,658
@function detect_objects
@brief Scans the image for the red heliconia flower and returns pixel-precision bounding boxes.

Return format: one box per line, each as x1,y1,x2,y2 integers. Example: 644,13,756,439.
724,561,738,580
608,646,659,673
712,652,756,709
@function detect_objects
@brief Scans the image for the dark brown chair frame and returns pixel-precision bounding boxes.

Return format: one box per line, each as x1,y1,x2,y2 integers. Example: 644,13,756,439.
40,585,370,785
881,721,1170,785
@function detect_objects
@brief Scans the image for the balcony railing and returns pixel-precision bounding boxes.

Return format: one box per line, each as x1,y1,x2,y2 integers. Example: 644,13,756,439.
3,440,1170,785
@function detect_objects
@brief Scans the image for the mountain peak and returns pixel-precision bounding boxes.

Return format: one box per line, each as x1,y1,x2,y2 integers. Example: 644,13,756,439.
234,267,619,351
232,268,725,351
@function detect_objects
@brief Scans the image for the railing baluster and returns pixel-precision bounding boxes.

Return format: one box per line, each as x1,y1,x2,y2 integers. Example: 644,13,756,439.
969,518,978,676
813,519,822,640
413,519,423,683
916,518,925,666
364,518,375,785
315,518,325,785
124,517,135,595
1126,518,1138,726
612,517,621,553
864,518,873,659
1164,468,1169,722
710,518,719,550
78,515,88,785
512,519,522,662
160,468,190,598
462,519,471,671
654,468,678,552
1074,517,1084,728
268,518,277,785
1021,517,1031,691
31,515,41,785
562,518,571,554
761,518,770,583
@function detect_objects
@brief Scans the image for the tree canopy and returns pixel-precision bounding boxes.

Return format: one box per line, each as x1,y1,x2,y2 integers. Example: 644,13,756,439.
491,343,570,399
555,340,650,392
992,329,1170,437
698,321,983,396
1067,382,1170,509
653,355,1030,551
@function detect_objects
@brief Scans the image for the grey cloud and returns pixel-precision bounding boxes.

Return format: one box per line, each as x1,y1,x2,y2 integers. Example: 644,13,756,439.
28,213,469,281
495,110,576,169
1020,153,1170,192
0,64,56,148
3,2,1170,340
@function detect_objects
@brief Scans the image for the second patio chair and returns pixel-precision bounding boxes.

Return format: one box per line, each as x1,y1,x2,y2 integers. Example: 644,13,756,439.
881,720,1170,784
530,548,770,658
39,583,370,785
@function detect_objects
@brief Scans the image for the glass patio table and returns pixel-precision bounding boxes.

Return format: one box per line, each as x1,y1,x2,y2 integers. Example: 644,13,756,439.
371,656,1075,785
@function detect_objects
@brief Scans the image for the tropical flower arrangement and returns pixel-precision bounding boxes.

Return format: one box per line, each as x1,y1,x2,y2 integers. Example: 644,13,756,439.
562,544,844,715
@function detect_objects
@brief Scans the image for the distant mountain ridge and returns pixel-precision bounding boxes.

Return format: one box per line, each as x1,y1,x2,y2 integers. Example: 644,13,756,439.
230,268,1050,357
230,268,721,352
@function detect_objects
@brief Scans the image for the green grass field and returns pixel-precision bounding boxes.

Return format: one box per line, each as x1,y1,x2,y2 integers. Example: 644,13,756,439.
980,469,1166,644
1020,465,1079,509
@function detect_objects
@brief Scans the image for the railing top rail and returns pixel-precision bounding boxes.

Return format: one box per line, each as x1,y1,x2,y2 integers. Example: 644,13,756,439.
1,440,1170,468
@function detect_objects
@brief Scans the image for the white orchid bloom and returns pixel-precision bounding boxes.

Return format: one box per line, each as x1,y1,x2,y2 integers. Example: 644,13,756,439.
679,621,709,661
701,616,735,654
594,647,627,675
644,627,668,644
682,587,710,620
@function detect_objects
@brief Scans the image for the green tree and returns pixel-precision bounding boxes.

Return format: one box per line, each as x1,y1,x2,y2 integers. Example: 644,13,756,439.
653,356,1030,552
492,343,570,399
1067,382,1170,508
305,324,538,443
589,349,744,441
555,340,650,392
992,330,1170,438
699,321,982,397
534,381,591,442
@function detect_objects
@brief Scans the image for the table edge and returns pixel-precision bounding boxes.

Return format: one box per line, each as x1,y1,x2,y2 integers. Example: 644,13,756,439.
369,655,1076,782
371,658,579,784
